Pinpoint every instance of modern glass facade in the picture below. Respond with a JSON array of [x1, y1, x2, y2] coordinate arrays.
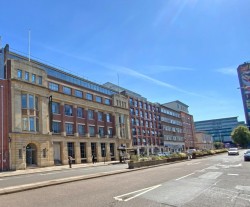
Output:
[[8, 52, 116, 96], [194, 117, 243, 143]]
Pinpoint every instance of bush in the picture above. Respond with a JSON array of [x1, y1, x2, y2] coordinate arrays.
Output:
[[130, 155, 140, 162]]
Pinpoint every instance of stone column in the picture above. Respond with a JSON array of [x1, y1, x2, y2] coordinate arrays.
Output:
[[74, 141, 81, 164], [86, 142, 92, 163]]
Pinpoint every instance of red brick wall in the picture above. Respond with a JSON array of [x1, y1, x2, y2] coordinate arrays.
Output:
[[0, 80, 10, 171]]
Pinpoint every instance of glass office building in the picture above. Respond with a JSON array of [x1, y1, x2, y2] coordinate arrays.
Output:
[[194, 117, 244, 144]]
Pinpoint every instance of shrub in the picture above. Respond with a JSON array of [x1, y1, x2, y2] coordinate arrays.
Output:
[[130, 155, 140, 162]]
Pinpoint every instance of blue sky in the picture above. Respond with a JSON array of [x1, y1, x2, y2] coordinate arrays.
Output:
[[0, 0, 249, 122]]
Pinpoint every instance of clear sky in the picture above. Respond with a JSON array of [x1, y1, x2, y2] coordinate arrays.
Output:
[[0, 0, 249, 122]]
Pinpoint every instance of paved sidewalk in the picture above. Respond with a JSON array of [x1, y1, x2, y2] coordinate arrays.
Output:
[[0, 161, 122, 178]]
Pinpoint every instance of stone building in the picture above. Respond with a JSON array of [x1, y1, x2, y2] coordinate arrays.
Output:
[[195, 132, 213, 150], [0, 44, 131, 170]]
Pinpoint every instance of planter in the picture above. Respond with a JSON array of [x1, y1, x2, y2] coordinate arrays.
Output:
[[128, 157, 186, 169]]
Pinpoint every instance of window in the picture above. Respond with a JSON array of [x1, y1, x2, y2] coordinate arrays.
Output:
[[63, 86, 71, 95], [35, 97, 38, 110], [32, 74, 36, 83], [17, 69, 22, 79], [88, 110, 94, 120], [80, 143, 86, 158], [96, 96, 102, 103], [86, 93, 93, 101], [131, 118, 135, 125], [132, 127, 136, 135], [108, 128, 113, 137], [22, 117, 38, 132], [52, 121, 61, 133], [64, 104, 73, 116], [140, 120, 144, 126], [77, 107, 84, 118], [98, 112, 103, 121], [130, 108, 134, 115], [99, 127, 105, 137], [29, 117, 35, 131], [110, 143, 115, 156], [78, 124, 85, 136], [104, 98, 111, 105], [22, 94, 27, 108], [106, 113, 111, 122], [89, 126, 95, 136], [25, 72, 29, 81], [36, 118, 39, 132], [38, 76, 42, 85], [136, 119, 139, 126], [101, 143, 106, 157], [129, 98, 133, 105], [75, 90, 83, 98], [49, 82, 59, 91], [135, 109, 139, 116], [52, 102, 60, 114], [139, 102, 142, 108], [65, 123, 74, 135], [67, 142, 75, 158], [29, 95, 34, 109], [22, 117, 28, 130], [133, 138, 138, 145]]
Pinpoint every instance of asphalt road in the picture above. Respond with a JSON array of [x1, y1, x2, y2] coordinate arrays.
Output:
[[0, 151, 250, 207]]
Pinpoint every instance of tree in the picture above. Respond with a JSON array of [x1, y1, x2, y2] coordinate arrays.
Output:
[[214, 142, 224, 149], [231, 125, 250, 148]]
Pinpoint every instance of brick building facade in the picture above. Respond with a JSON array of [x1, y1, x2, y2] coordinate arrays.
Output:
[[0, 45, 132, 170]]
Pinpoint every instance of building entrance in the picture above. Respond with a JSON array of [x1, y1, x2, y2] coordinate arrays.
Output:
[[26, 143, 37, 166]]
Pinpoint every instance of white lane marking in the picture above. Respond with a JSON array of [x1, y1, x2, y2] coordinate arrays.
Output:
[[199, 172, 223, 179], [114, 184, 161, 202], [236, 185, 250, 191], [175, 173, 194, 181], [228, 174, 239, 176], [187, 162, 201, 166], [206, 166, 219, 170]]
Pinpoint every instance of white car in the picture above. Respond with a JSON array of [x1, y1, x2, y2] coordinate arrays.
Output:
[[228, 148, 239, 155]]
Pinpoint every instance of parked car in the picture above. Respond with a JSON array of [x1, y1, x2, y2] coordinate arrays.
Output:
[[244, 150, 250, 161], [163, 152, 171, 156], [228, 148, 239, 155], [157, 152, 164, 156]]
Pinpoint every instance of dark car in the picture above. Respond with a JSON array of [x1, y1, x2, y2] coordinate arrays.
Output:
[[244, 150, 250, 161]]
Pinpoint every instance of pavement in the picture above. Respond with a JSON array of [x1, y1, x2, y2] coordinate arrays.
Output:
[[0, 161, 123, 178], [0, 159, 191, 195]]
